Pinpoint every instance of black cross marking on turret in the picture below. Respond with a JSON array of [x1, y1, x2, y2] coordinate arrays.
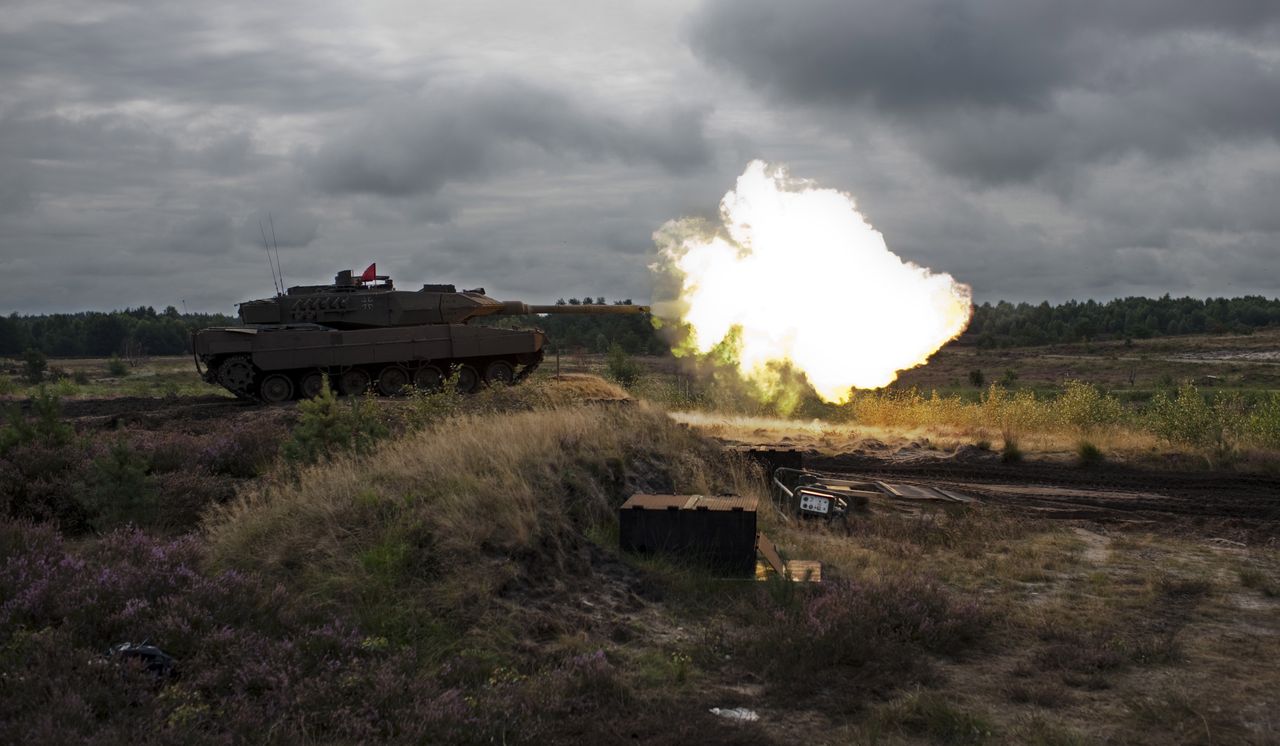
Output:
[[361, 298, 374, 310]]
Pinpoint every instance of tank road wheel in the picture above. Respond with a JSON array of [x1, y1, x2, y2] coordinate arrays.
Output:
[[339, 368, 371, 396], [413, 365, 444, 391], [376, 366, 411, 397], [455, 365, 480, 393], [259, 373, 294, 404], [299, 371, 326, 399], [483, 360, 515, 386], [217, 356, 256, 398]]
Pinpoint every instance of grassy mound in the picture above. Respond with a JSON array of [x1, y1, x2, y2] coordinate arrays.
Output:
[[205, 399, 757, 648]]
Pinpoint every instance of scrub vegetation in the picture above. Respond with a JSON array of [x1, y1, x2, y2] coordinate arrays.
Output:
[[1, 331, 1278, 743]]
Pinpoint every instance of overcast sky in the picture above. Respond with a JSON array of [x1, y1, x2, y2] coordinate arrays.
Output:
[[2, 0, 1278, 313]]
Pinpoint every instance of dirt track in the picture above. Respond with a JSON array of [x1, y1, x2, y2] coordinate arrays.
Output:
[[803, 452, 1280, 539], [19, 394, 291, 433]]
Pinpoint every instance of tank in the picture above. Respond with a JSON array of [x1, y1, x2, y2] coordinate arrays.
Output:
[[192, 268, 650, 402]]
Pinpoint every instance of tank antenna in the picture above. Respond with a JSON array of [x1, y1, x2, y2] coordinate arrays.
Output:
[[259, 218, 281, 295], [268, 212, 286, 291]]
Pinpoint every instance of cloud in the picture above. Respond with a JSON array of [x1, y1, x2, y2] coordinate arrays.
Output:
[[141, 212, 235, 255], [236, 209, 320, 249], [307, 80, 712, 196], [2, 0, 1277, 313], [689, 0, 1280, 182]]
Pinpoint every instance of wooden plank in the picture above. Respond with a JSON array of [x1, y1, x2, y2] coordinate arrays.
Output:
[[755, 532, 787, 576]]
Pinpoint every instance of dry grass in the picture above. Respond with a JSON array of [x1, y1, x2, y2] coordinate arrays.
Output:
[[204, 397, 761, 645], [669, 409, 1166, 461], [194, 375, 1279, 743]]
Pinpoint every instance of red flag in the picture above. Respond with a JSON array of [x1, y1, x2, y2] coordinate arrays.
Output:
[[360, 263, 377, 282]]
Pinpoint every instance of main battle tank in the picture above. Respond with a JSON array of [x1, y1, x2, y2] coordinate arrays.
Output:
[[193, 268, 649, 402]]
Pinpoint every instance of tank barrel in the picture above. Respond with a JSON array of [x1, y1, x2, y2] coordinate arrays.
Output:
[[520, 303, 650, 315]]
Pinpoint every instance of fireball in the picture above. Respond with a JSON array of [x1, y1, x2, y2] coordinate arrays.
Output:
[[653, 161, 972, 405]]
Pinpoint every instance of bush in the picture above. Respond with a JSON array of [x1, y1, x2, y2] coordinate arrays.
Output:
[[22, 348, 46, 384], [1077, 441, 1103, 466], [408, 375, 465, 423], [1001, 437, 1023, 463], [106, 355, 129, 377], [1054, 381, 1124, 435], [282, 383, 389, 464], [0, 441, 92, 530], [1246, 392, 1280, 449], [0, 389, 75, 456], [968, 369, 985, 387], [86, 440, 157, 530], [605, 343, 643, 387], [1147, 383, 1243, 451]]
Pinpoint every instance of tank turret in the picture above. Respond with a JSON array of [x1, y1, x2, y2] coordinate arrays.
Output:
[[193, 268, 650, 402]]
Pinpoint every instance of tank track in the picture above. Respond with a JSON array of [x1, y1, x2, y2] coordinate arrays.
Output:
[[203, 355, 541, 403]]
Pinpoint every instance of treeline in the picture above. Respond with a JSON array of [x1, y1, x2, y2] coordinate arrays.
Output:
[[964, 295, 1280, 348], [0, 307, 236, 358], [8, 294, 1280, 358]]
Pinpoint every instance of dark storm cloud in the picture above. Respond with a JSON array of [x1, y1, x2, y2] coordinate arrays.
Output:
[[0, 6, 387, 113], [308, 80, 712, 197], [3, 0, 1278, 313], [689, 0, 1280, 182]]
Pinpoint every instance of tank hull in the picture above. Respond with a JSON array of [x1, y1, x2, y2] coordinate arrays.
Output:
[[193, 323, 545, 401]]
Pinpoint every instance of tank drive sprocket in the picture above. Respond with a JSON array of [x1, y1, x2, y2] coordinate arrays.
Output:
[[216, 356, 256, 398]]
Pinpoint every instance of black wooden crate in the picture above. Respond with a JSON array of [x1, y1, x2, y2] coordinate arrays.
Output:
[[619, 494, 758, 575]]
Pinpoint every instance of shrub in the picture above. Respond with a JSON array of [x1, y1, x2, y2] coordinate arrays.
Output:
[[1076, 441, 1103, 466], [1054, 381, 1124, 435], [1147, 383, 1244, 452], [0, 443, 93, 531], [605, 343, 643, 387], [282, 384, 389, 464], [1149, 383, 1216, 447], [1246, 392, 1280, 449], [1001, 436, 1023, 463], [86, 440, 157, 530], [106, 355, 129, 377], [408, 375, 465, 423], [0, 389, 75, 455], [22, 348, 46, 384], [968, 369, 985, 387]]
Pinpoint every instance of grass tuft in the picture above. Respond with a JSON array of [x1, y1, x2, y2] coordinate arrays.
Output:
[[872, 690, 996, 745], [1076, 440, 1104, 466]]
